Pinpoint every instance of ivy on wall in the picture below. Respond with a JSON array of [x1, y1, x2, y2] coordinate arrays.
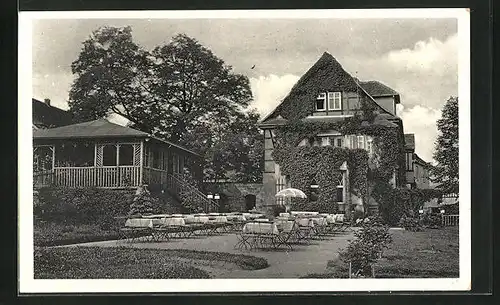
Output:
[[271, 112, 405, 217]]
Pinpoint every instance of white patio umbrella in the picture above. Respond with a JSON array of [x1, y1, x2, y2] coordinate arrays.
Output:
[[275, 188, 307, 212], [275, 188, 307, 199]]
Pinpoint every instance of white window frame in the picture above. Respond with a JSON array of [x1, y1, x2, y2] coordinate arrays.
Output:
[[316, 93, 326, 111], [357, 135, 365, 149], [328, 92, 342, 110], [367, 137, 373, 155]]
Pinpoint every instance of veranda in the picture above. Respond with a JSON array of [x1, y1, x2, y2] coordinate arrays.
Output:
[[33, 119, 202, 189]]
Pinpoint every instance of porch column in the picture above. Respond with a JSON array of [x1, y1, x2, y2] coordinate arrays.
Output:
[[51, 145, 55, 170], [139, 140, 144, 185]]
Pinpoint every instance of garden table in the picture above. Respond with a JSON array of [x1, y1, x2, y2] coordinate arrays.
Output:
[[152, 217, 194, 240], [226, 215, 247, 231], [207, 216, 230, 234], [291, 211, 319, 217], [142, 214, 171, 219], [120, 218, 154, 242], [235, 222, 292, 250]]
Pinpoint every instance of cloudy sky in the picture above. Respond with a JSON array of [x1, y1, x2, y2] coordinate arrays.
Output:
[[32, 17, 458, 162]]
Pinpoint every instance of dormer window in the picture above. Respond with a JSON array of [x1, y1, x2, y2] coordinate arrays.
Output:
[[316, 93, 326, 111], [328, 92, 342, 110]]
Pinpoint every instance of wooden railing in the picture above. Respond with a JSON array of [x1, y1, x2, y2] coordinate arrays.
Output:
[[34, 166, 141, 188], [171, 173, 219, 212], [442, 214, 459, 226]]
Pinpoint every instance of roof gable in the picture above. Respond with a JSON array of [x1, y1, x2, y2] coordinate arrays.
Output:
[[260, 52, 395, 124], [32, 98, 74, 128], [359, 81, 399, 97]]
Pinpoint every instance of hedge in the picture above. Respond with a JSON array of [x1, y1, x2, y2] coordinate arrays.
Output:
[[34, 186, 179, 227]]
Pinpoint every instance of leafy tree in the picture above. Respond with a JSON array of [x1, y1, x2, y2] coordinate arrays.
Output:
[[68, 27, 262, 182], [431, 96, 459, 194], [68, 26, 154, 132]]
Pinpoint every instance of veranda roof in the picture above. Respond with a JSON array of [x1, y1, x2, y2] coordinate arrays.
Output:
[[33, 118, 201, 157]]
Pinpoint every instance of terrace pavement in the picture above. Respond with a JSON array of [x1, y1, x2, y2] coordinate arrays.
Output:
[[71, 230, 355, 278]]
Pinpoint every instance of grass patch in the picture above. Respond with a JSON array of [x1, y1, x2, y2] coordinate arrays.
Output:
[[373, 226, 459, 278], [307, 227, 459, 278], [34, 247, 269, 279], [160, 249, 269, 270], [34, 222, 130, 247], [35, 247, 210, 279]]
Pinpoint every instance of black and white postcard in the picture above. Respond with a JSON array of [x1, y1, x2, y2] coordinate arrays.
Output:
[[18, 9, 471, 293]]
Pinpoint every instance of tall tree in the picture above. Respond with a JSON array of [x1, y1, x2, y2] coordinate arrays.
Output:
[[68, 27, 261, 182], [431, 96, 459, 194], [68, 26, 156, 132]]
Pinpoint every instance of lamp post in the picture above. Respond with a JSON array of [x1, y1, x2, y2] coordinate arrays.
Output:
[[214, 194, 220, 212], [207, 194, 213, 212]]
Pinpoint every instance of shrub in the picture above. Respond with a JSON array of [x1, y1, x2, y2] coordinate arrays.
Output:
[[421, 214, 442, 228], [339, 239, 378, 277], [128, 185, 156, 216], [35, 187, 136, 227], [356, 217, 392, 254], [398, 215, 423, 231], [352, 210, 365, 223], [339, 217, 392, 277]]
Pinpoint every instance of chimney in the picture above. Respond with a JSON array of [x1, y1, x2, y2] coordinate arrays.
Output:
[[44, 98, 51, 106]]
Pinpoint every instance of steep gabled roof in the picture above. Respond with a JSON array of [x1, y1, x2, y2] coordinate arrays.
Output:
[[260, 52, 395, 124], [33, 119, 201, 157], [32, 98, 74, 128], [360, 80, 401, 104]]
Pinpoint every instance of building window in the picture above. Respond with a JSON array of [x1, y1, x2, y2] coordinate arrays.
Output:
[[118, 144, 134, 166], [336, 137, 344, 147], [321, 137, 329, 146], [309, 178, 319, 202], [335, 173, 344, 203], [103, 144, 117, 166], [367, 138, 373, 155], [357, 136, 365, 149], [316, 93, 326, 111], [406, 153, 414, 171], [328, 92, 342, 110]]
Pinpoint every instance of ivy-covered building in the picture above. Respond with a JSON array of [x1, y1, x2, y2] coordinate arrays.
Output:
[[404, 133, 432, 189], [257, 52, 412, 219]]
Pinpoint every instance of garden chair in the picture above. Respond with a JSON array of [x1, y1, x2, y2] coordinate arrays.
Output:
[[310, 216, 329, 238], [294, 217, 315, 242], [235, 221, 282, 250], [153, 217, 193, 240]]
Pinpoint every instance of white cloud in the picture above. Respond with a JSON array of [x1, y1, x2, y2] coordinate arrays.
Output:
[[399, 105, 442, 162], [249, 74, 300, 119], [32, 72, 74, 110], [386, 33, 458, 76]]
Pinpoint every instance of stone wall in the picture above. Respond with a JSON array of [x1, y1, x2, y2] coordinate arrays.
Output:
[[204, 182, 266, 213]]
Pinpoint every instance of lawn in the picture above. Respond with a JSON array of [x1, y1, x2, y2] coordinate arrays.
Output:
[[373, 226, 459, 278], [304, 226, 459, 278], [34, 222, 129, 247], [34, 247, 269, 279]]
